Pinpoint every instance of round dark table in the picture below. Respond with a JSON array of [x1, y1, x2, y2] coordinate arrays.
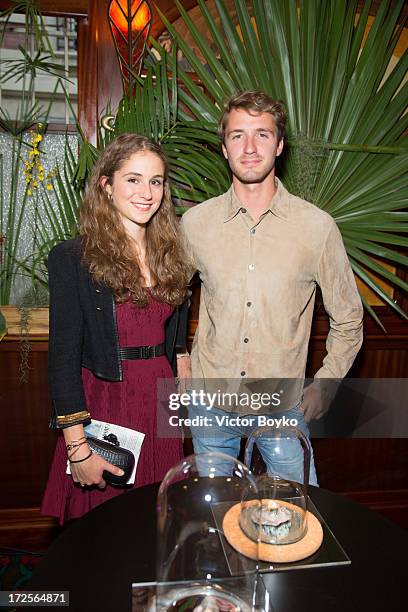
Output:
[[29, 484, 407, 611]]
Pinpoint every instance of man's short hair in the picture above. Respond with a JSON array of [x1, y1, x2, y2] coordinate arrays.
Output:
[[218, 90, 287, 143], [158, 30, 172, 44]]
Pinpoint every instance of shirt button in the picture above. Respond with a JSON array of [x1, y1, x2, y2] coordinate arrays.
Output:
[[95, 288, 101, 293], [241, 208, 247, 213], [244, 337, 249, 343], [250, 228, 256, 235], [96, 307, 102, 311], [248, 264, 255, 271], [246, 301, 252, 307], [240, 371, 246, 377]]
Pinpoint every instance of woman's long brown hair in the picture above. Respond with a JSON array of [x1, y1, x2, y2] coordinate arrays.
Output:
[[79, 134, 191, 306]]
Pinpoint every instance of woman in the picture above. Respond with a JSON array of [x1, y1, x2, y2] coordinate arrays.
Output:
[[41, 134, 191, 524]]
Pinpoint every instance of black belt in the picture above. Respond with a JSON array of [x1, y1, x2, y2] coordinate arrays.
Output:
[[119, 343, 166, 360]]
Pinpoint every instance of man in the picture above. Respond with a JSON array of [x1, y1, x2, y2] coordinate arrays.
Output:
[[180, 90, 363, 483], [148, 30, 194, 72]]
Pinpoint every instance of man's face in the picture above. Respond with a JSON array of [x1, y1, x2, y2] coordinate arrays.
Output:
[[222, 109, 283, 184], [161, 38, 172, 53]]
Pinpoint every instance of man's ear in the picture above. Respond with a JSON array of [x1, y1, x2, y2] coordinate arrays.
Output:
[[222, 143, 228, 160], [276, 139, 284, 157]]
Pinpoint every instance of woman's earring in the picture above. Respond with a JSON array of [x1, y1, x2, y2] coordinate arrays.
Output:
[[107, 192, 112, 201]]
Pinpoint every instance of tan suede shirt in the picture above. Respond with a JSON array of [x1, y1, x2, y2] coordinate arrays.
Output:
[[181, 179, 363, 396]]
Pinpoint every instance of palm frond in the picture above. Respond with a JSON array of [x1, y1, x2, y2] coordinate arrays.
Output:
[[0, 0, 54, 54], [153, 0, 407, 322], [73, 58, 231, 204], [0, 47, 70, 84]]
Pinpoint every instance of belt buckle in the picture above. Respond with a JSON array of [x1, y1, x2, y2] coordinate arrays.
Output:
[[141, 345, 152, 359]]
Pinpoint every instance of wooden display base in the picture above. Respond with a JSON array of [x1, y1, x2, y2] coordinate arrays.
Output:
[[223, 500, 323, 563]]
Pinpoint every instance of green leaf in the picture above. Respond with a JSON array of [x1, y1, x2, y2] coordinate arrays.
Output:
[[151, 0, 407, 326], [346, 244, 408, 294], [358, 293, 386, 333], [350, 258, 407, 321]]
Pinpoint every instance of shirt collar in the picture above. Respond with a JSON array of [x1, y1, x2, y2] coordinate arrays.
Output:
[[223, 177, 291, 223]]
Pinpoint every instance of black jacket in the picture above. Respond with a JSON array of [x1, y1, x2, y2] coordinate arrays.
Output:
[[48, 238, 188, 428]]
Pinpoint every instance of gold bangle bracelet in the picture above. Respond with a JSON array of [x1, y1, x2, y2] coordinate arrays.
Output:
[[56, 410, 91, 425]]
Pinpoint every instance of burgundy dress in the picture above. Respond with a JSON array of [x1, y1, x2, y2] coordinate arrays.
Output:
[[41, 295, 183, 525]]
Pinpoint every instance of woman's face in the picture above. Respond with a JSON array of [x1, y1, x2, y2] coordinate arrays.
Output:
[[103, 150, 165, 232]]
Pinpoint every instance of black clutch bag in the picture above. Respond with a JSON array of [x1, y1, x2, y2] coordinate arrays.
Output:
[[86, 435, 135, 486]]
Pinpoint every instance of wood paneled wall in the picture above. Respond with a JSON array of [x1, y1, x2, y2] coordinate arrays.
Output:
[[0, 342, 56, 511], [0, 341, 62, 550]]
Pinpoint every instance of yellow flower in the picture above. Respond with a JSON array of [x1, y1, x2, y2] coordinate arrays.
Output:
[[23, 129, 47, 191], [46, 183, 53, 191]]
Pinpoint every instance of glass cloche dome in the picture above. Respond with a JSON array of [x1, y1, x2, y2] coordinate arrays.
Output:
[[155, 451, 266, 611], [243, 426, 311, 546]]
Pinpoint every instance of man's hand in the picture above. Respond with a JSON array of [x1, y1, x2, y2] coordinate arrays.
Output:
[[300, 385, 326, 423], [177, 354, 192, 394]]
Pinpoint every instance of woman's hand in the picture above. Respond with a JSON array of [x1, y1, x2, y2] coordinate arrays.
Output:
[[69, 445, 124, 488], [63, 423, 124, 488]]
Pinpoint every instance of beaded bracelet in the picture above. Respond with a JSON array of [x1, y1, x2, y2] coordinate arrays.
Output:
[[69, 450, 93, 464]]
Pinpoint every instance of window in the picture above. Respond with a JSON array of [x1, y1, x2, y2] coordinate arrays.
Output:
[[0, 14, 78, 125]]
